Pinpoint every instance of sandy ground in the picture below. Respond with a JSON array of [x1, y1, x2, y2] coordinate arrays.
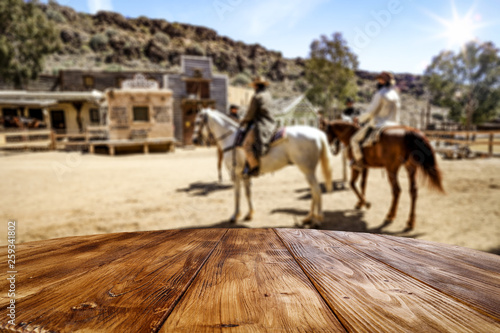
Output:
[[0, 148, 499, 254]]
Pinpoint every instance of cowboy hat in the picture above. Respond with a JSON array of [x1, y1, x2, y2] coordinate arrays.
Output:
[[250, 75, 270, 87], [376, 71, 396, 85]]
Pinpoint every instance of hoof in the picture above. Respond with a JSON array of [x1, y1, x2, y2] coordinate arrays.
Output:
[[355, 203, 363, 210], [383, 219, 394, 226], [302, 215, 314, 224], [403, 226, 413, 233], [229, 214, 240, 223], [243, 212, 253, 221], [365, 202, 371, 209]]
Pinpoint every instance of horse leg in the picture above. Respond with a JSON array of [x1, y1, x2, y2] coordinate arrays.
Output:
[[230, 176, 241, 223], [405, 164, 418, 231], [217, 148, 223, 183], [350, 168, 366, 209], [243, 178, 254, 221], [302, 172, 322, 228], [385, 166, 401, 224], [360, 168, 371, 209]]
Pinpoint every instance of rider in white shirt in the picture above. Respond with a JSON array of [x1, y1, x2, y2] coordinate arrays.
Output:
[[350, 71, 401, 169]]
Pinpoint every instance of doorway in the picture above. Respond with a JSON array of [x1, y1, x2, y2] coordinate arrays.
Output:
[[50, 110, 66, 133]]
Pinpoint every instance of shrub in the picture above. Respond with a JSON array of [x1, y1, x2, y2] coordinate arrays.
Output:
[[89, 33, 109, 52], [154, 32, 170, 46], [46, 8, 66, 23], [232, 73, 251, 86]]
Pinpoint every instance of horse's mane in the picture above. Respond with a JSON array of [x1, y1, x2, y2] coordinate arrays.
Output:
[[203, 108, 239, 128]]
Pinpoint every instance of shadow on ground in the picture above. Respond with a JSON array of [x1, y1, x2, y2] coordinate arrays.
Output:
[[177, 181, 233, 196], [271, 207, 425, 238], [183, 220, 249, 229], [487, 247, 500, 256], [295, 181, 349, 200]]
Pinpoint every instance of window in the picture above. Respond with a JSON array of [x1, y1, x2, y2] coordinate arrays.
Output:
[[186, 81, 210, 99], [89, 108, 100, 123], [83, 75, 95, 89], [2, 108, 18, 117], [29, 109, 44, 121], [133, 106, 149, 122]]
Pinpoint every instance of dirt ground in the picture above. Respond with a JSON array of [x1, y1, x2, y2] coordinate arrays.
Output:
[[0, 148, 499, 254]]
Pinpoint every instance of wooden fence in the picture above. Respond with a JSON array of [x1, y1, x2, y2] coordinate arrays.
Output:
[[0, 127, 175, 154], [424, 130, 500, 157], [0, 129, 54, 150]]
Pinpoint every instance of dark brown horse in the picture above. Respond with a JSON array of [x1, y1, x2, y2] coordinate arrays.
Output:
[[321, 120, 444, 231]]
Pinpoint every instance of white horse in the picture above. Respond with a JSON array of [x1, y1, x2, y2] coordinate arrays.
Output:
[[191, 109, 334, 227]]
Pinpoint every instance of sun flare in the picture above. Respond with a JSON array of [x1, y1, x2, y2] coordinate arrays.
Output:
[[427, 1, 483, 49], [442, 14, 477, 47]]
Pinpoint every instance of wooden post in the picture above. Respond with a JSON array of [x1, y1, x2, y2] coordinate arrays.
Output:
[[144, 144, 149, 154], [109, 145, 115, 156], [89, 144, 94, 154], [489, 133, 494, 157]]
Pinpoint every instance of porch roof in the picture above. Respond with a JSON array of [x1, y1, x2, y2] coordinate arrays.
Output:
[[0, 90, 104, 104]]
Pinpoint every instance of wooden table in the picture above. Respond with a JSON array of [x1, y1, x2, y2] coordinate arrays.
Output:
[[1, 229, 499, 332]]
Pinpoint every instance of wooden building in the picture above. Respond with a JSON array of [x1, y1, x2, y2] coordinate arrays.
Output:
[[165, 56, 228, 145], [97, 74, 175, 155], [0, 90, 104, 133]]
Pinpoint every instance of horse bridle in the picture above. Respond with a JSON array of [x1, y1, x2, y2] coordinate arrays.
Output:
[[325, 123, 342, 155], [194, 112, 235, 152]]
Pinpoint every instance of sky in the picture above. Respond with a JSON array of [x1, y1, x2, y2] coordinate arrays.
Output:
[[44, 0, 500, 74]]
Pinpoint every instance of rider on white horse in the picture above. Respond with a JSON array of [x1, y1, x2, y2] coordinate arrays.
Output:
[[240, 75, 277, 177], [351, 71, 401, 170], [191, 109, 333, 227]]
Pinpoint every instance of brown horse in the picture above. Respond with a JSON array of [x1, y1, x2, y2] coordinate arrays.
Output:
[[321, 119, 444, 231]]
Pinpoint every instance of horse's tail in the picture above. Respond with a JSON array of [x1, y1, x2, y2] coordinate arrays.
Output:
[[405, 130, 445, 193], [320, 134, 334, 193]]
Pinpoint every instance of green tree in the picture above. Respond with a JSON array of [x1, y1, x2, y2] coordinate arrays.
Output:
[[424, 41, 500, 128], [305, 33, 359, 117], [0, 0, 60, 88]]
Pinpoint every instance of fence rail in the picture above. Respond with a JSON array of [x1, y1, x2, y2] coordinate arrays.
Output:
[[424, 130, 500, 157]]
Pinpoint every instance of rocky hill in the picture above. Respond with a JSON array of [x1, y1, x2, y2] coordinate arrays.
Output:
[[39, 2, 425, 100]]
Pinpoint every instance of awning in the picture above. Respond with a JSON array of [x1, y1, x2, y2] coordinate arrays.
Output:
[[0, 99, 58, 107]]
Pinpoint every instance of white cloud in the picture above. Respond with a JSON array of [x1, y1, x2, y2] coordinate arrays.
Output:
[[87, 0, 113, 13], [239, 0, 329, 37]]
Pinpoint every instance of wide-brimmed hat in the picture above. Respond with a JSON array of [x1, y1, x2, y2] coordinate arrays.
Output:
[[250, 75, 270, 87], [230, 104, 239, 110], [376, 71, 396, 85]]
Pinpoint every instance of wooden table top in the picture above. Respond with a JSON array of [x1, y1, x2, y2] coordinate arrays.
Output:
[[1, 228, 499, 333]]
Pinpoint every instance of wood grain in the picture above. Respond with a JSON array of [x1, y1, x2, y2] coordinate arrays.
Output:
[[327, 231, 500, 320], [0, 229, 226, 333], [161, 228, 346, 332], [276, 229, 500, 333], [380, 234, 500, 274]]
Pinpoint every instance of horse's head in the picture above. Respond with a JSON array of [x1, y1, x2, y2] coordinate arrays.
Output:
[[191, 109, 210, 146]]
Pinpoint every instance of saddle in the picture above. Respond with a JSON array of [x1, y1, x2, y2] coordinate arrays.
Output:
[[234, 127, 287, 147], [269, 127, 287, 146], [361, 125, 404, 148]]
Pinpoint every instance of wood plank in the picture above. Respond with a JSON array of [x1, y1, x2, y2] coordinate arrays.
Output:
[[0, 229, 226, 333], [327, 231, 500, 320], [0, 231, 197, 305], [276, 229, 500, 333], [380, 234, 500, 274], [161, 228, 346, 332]]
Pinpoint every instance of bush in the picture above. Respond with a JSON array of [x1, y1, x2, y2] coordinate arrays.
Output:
[[187, 43, 205, 56], [105, 28, 119, 38], [154, 32, 170, 46], [232, 73, 251, 86], [89, 33, 109, 52], [46, 8, 66, 23]]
